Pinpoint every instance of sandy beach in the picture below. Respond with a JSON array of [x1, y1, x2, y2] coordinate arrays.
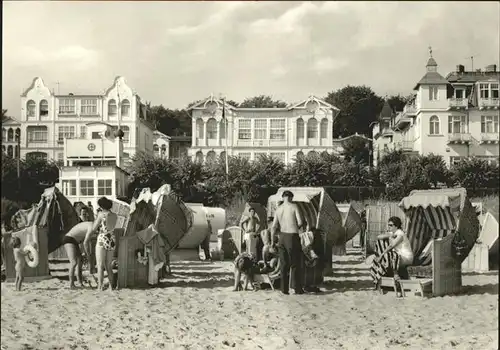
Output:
[[1, 252, 498, 350]]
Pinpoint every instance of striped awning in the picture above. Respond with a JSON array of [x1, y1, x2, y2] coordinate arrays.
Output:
[[399, 188, 467, 213]]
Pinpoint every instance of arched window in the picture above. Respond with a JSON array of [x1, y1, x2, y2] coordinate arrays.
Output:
[[108, 99, 117, 116], [296, 118, 304, 139], [320, 118, 328, 138], [219, 119, 226, 139], [196, 119, 204, 139], [206, 118, 217, 139], [161, 144, 167, 157], [153, 144, 159, 154], [7, 146, 13, 157], [15, 128, 20, 142], [27, 100, 36, 118], [206, 151, 216, 162], [429, 115, 440, 135], [121, 99, 130, 117], [40, 100, 49, 117], [195, 151, 204, 163], [2, 128, 6, 141], [296, 151, 304, 160], [7, 128, 13, 142], [307, 118, 318, 138]]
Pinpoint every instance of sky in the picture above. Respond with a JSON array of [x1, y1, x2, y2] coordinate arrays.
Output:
[[2, 1, 499, 116]]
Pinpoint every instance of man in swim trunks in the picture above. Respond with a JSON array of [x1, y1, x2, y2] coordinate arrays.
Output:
[[271, 190, 305, 295], [240, 207, 261, 256], [62, 221, 96, 289]]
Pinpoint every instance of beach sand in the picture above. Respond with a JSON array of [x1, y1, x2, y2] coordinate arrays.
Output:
[[1, 252, 498, 350]]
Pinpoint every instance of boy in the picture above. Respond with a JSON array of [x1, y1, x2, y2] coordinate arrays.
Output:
[[12, 237, 28, 291]]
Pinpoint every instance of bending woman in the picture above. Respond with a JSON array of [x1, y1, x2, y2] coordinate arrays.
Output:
[[88, 197, 118, 291], [370, 216, 414, 289]]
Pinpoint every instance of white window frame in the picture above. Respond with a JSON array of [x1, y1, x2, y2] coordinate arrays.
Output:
[[39, 100, 49, 117], [27, 100, 36, 118], [429, 115, 440, 135], [270, 119, 285, 140], [80, 179, 94, 196], [59, 98, 76, 114], [97, 179, 113, 196], [121, 126, 130, 142], [27, 126, 48, 142], [454, 88, 465, 99], [238, 119, 251, 140], [238, 152, 251, 160], [270, 152, 286, 162], [108, 100, 117, 115], [307, 119, 318, 138], [58, 126, 76, 141], [448, 115, 467, 134], [196, 119, 204, 139], [479, 84, 489, 99], [296, 119, 305, 139], [62, 180, 77, 196], [80, 126, 87, 138], [206, 119, 217, 139], [121, 99, 130, 117], [81, 99, 98, 115], [428, 86, 438, 101], [481, 115, 499, 134], [320, 119, 328, 138], [254, 119, 267, 140], [491, 84, 499, 99]]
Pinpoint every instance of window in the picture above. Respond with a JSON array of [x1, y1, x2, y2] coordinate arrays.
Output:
[[270, 152, 286, 162], [429, 115, 440, 135], [206, 151, 216, 162], [270, 119, 285, 140], [98, 179, 112, 196], [238, 119, 251, 140], [59, 98, 76, 114], [296, 118, 304, 139], [26, 152, 47, 161], [450, 156, 465, 166], [81, 99, 97, 115], [108, 99, 117, 115], [121, 99, 130, 117], [238, 152, 251, 160], [448, 115, 467, 134], [307, 118, 318, 138], [2, 128, 6, 141], [92, 132, 101, 139], [254, 152, 267, 160], [153, 144, 159, 154], [479, 84, 489, 99], [320, 118, 328, 138], [195, 151, 203, 163], [122, 126, 130, 142], [27, 126, 48, 142], [27, 100, 36, 118], [7, 145, 13, 157], [454, 89, 464, 99], [196, 119, 204, 139], [40, 100, 49, 117], [206, 118, 217, 139], [57, 152, 64, 165], [428, 86, 438, 101], [7, 129, 13, 141], [491, 84, 499, 99], [296, 151, 304, 159], [58, 126, 76, 141], [14, 128, 20, 142], [80, 126, 87, 138], [481, 116, 499, 133], [254, 119, 267, 140], [80, 180, 94, 196]]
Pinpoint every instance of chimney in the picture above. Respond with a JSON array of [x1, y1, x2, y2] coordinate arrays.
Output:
[[456, 64, 465, 73], [485, 64, 497, 73]]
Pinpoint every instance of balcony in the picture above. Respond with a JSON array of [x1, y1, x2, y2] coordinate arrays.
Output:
[[26, 141, 60, 148], [480, 133, 499, 144], [448, 98, 468, 110], [403, 104, 417, 116], [447, 133, 472, 144], [392, 112, 412, 131], [479, 98, 500, 110], [65, 138, 118, 159]]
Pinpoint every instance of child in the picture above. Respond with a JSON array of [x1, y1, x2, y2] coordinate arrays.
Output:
[[12, 237, 28, 291]]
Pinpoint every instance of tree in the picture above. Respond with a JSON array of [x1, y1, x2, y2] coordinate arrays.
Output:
[[418, 153, 451, 188], [146, 103, 191, 136], [452, 157, 499, 190], [324, 86, 384, 137], [341, 136, 371, 165], [239, 95, 287, 108], [2, 109, 8, 119], [126, 151, 174, 192], [387, 94, 416, 112]]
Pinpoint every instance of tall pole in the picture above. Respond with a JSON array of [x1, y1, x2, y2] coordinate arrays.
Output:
[[16, 129, 21, 190], [223, 96, 229, 180]]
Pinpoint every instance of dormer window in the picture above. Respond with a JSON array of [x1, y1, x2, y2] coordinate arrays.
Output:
[[429, 87, 438, 101], [491, 84, 499, 99], [454, 89, 464, 99], [480, 84, 489, 99], [27, 100, 36, 118]]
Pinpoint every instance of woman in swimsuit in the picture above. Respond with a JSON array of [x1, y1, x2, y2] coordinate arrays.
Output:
[[93, 197, 118, 291]]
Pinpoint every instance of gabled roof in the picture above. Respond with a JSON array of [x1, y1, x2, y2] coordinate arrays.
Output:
[[1, 116, 21, 125], [153, 130, 171, 139], [21, 77, 52, 97], [288, 95, 339, 111], [187, 95, 237, 111], [446, 71, 500, 84], [413, 71, 449, 90], [104, 76, 136, 97], [378, 100, 393, 120]]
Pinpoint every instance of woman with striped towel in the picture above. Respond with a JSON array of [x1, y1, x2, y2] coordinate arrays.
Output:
[[370, 216, 413, 291]]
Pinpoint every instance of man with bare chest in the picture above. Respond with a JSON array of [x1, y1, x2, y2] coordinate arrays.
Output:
[[62, 221, 95, 289], [240, 207, 261, 256]]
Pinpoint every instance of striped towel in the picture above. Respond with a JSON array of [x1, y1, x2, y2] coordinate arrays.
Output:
[[369, 239, 400, 283]]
